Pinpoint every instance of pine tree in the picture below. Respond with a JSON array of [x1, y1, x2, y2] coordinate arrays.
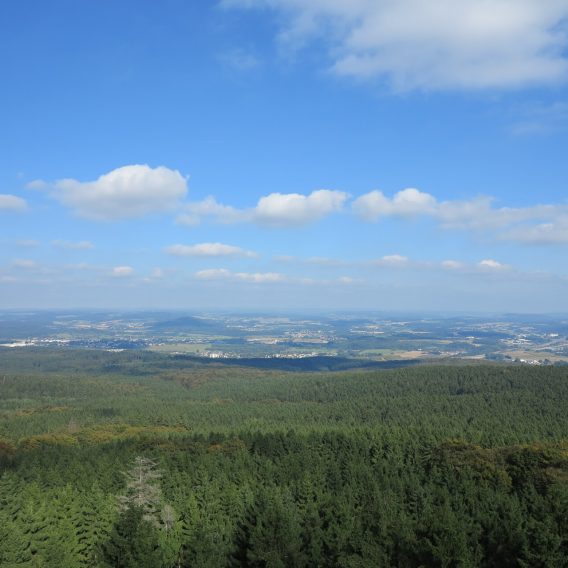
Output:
[[240, 488, 307, 568], [99, 506, 164, 568]]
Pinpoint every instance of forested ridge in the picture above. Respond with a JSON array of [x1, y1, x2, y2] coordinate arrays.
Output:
[[0, 349, 567, 566]]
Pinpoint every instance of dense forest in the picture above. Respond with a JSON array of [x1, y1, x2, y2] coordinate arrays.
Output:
[[0, 349, 567, 567]]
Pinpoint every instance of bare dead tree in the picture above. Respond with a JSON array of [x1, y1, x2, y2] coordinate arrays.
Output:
[[118, 456, 163, 523], [161, 503, 176, 532]]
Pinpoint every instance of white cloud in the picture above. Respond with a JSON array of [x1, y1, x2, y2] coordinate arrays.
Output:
[[195, 268, 284, 282], [433, 199, 567, 231], [254, 189, 349, 227], [178, 189, 349, 228], [165, 243, 258, 258], [46, 164, 187, 220], [373, 254, 409, 266], [382, 254, 408, 264], [353, 187, 568, 243], [478, 259, 508, 270], [235, 271, 284, 282], [500, 219, 568, 244], [112, 266, 134, 277], [25, 180, 49, 190], [353, 188, 436, 220], [226, 0, 568, 91], [52, 240, 95, 250], [298, 275, 360, 285], [0, 194, 27, 211], [193, 268, 356, 285], [16, 239, 40, 248]]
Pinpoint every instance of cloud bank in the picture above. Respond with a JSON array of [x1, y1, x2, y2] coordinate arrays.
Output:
[[23, 163, 568, 243]]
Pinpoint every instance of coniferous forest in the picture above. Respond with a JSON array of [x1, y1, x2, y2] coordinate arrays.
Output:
[[0, 349, 567, 567]]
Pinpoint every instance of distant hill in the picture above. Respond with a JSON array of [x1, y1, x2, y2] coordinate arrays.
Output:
[[151, 316, 227, 333]]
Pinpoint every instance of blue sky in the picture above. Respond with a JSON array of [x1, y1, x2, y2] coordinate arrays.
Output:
[[1, 0, 568, 312]]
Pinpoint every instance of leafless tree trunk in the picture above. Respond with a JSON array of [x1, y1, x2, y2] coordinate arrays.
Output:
[[118, 456, 163, 524]]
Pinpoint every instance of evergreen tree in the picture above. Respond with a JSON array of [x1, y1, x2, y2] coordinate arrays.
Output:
[[99, 506, 164, 568]]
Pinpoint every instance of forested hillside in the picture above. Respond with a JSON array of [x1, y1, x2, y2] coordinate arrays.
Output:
[[0, 349, 567, 566]]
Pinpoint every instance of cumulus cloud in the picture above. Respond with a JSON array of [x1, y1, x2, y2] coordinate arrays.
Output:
[[254, 189, 349, 227], [112, 266, 134, 277], [43, 164, 187, 220], [478, 259, 508, 270], [353, 188, 436, 220], [178, 189, 349, 228], [0, 194, 27, 211], [52, 240, 95, 250], [226, 0, 568, 91], [354, 188, 481, 223], [373, 254, 409, 267], [166, 243, 258, 258], [353, 187, 568, 243], [196, 268, 284, 282]]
